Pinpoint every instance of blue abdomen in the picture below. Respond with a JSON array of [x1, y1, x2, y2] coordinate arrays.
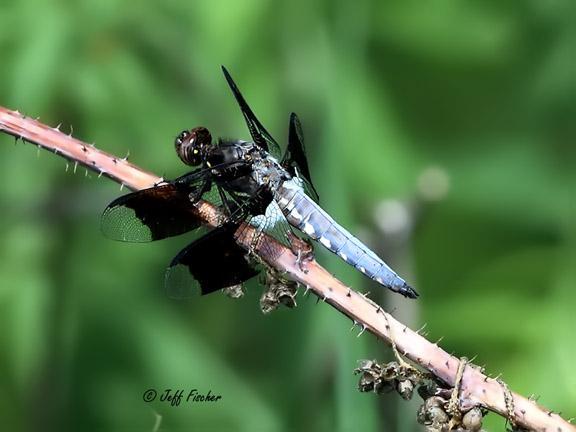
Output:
[[275, 182, 418, 298]]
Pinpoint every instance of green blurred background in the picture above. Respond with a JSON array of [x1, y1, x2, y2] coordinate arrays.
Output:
[[1, 0, 574, 431]]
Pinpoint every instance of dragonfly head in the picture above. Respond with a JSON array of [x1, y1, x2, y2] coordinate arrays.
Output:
[[175, 126, 212, 166]]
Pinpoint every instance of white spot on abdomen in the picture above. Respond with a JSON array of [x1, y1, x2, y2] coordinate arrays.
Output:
[[278, 196, 289, 207], [302, 222, 315, 236], [319, 237, 331, 248], [291, 208, 303, 221]]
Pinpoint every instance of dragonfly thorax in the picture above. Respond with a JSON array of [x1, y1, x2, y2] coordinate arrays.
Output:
[[250, 152, 290, 191]]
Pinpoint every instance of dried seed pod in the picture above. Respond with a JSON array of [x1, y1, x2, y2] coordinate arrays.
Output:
[[382, 362, 400, 380], [427, 405, 449, 427], [417, 397, 449, 427], [418, 380, 439, 400], [397, 379, 415, 400], [375, 378, 395, 394], [259, 268, 298, 313], [358, 372, 377, 392], [223, 284, 244, 299], [356, 359, 378, 371], [278, 289, 297, 308], [462, 407, 484, 432]]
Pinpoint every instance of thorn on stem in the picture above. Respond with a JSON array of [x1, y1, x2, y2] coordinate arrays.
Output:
[[416, 323, 427, 334], [350, 320, 358, 332]]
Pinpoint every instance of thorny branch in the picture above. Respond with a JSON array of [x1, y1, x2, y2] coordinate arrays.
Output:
[[1, 106, 573, 432]]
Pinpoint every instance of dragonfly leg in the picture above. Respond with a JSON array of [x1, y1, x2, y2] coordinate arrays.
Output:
[[188, 178, 211, 203], [216, 184, 236, 218], [286, 231, 314, 273]]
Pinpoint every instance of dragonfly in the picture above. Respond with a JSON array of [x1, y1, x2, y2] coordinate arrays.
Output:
[[101, 67, 418, 299]]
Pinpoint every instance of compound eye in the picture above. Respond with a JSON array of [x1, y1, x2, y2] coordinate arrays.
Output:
[[174, 127, 211, 166], [175, 130, 189, 145]]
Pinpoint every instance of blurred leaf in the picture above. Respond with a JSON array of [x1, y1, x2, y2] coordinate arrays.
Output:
[[1, 0, 574, 430]]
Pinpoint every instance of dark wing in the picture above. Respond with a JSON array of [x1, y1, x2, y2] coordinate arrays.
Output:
[[221, 66, 282, 158], [281, 112, 320, 203], [101, 163, 250, 242], [165, 223, 259, 298], [101, 182, 206, 242]]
